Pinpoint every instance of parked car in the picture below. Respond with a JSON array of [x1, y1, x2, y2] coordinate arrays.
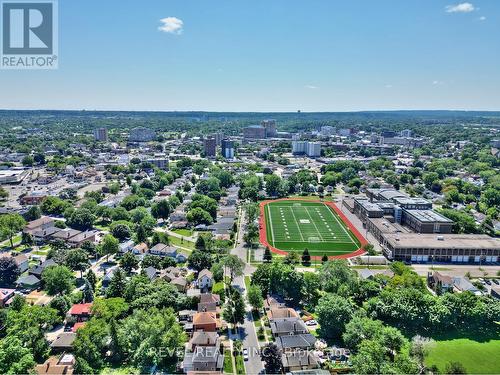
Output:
[[493, 279, 499, 285], [243, 348, 249, 361], [306, 320, 317, 326], [485, 279, 491, 285]]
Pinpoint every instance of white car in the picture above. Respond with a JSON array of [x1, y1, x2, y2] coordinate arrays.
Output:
[[243, 348, 249, 361], [306, 320, 317, 326]]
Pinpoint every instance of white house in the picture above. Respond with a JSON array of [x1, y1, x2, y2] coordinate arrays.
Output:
[[197, 269, 214, 289]]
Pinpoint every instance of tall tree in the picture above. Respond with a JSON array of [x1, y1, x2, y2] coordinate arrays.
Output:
[[0, 257, 20, 286], [261, 343, 282, 374], [100, 234, 119, 262], [0, 214, 26, 248], [41, 265, 75, 295], [106, 268, 127, 298], [247, 285, 264, 311], [120, 252, 139, 274]]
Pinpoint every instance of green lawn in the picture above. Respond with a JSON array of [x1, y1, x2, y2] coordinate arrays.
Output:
[[223, 349, 234, 374], [167, 234, 195, 250], [263, 200, 360, 256], [235, 353, 245, 375], [172, 228, 194, 237], [425, 338, 500, 374]]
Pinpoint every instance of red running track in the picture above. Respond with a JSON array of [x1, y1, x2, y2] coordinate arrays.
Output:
[[259, 198, 367, 260]]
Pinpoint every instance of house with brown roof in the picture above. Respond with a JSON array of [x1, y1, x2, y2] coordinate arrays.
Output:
[[193, 312, 220, 332], [264, 295, 285, 311], [35, 354, 75, 375], [428, 271, 453, 294], [67, 230, 98, 248], [171, 276, 188, 292], [24, 216, 55, 234], [198, 293, 221, 315], [188, 331, 220, 352], [267, 307, 298, 320]]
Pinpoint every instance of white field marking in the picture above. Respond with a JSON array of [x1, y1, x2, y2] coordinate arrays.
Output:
[[287, 206, 305, 241], [267, 204, 276, 247], [304, 206, 325, 241], [324, 205, 357, 244]]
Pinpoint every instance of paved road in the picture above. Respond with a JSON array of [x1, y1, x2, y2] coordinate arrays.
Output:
[[231, 207, 263, 374]]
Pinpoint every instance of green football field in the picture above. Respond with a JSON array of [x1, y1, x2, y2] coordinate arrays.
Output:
[[264, 200, 360, 256]]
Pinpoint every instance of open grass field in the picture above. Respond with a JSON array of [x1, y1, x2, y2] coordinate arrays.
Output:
[[262, 200, 361, 256], [425, 338, 500, 374]]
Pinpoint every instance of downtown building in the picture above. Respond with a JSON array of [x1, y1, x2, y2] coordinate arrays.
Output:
[[129, 127, 156, 142], [93, 128, 108, 142], [203, 137, 217, 157], [221, 140, 234, 159]]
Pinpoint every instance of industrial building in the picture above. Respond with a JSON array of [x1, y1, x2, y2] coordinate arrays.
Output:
[[0, 168, 30, 184]]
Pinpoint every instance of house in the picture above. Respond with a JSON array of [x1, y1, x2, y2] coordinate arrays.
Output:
[[188, 331, 220, 352], [199, 293, 221, 305], [428, 272, 453, 294], [198, 293, 221, 314], [149, 243, 178, 258], [36, 353, 75, 375], [0, 253, 29, 273], [16, 274, 41, 289], [453, 276, 481, 296], [275, 334, 317, 350], [270, 318, 309, 337], [102, 268, 117, 288], [119, 240, 135, 254], [29, 259, 57, 278], [144, 266, 158, 281], [182, 346, 224, 373], [31, 226, 60, 244], [51, 229, 81, 242], [171, 277, 188, 292], [187, 288, 201, 298], [67, 230, 98, 248], [178, 309, 196, 323], [264, 295, 286, 311], [161, 266, 181, 282], [358, 268, 375, 280], [267, 307, 299, 320], [50, 332, 76, 352], [193, 312, 219, 332], [132, 242, 148, 259], [24, 216, 55, 234], [68, 303, 93, 322], [72, 322, 86, 333], [281, 350, 319, 373], [197, 269, 213, 290], [0, 288, 15, 307]]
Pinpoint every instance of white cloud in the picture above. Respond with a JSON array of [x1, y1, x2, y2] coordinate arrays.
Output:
[[445, 3, 475, 13], [305, 85, 319, 89], [479, 16, 486, 21], [432, 80, 444, 85], [158, 17, 183, 34]]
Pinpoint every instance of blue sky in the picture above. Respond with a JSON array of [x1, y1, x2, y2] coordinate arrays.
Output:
[[1, 0, 499, 111]]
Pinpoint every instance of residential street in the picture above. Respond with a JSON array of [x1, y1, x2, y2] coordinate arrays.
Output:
[[231, 208, 263, 374]]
